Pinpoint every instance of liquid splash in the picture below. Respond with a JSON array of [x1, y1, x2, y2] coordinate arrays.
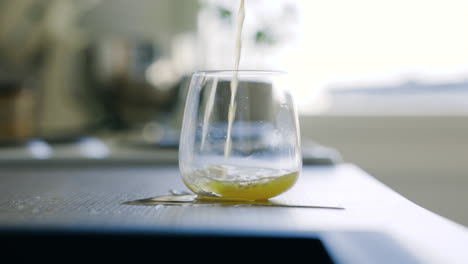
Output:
[[122, 192, 344, 209]]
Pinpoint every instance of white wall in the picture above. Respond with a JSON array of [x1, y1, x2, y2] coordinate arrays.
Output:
[[300, 115, 468, 226]]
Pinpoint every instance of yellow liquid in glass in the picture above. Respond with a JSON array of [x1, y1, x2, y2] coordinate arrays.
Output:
[[183, 165, 299, 201]]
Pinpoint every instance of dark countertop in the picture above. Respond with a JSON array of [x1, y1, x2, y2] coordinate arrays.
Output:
[[0, 163, 467, 263]]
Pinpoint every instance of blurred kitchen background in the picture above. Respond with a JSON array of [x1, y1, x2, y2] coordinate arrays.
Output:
[[1, 0, 468, 225]]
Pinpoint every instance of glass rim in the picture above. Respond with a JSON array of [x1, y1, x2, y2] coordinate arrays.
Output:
[[193, 70, 287, 77]]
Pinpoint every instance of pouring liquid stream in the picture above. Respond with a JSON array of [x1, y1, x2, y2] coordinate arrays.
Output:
[[189, 0, 299, 201], [224, 0, 245, 159]]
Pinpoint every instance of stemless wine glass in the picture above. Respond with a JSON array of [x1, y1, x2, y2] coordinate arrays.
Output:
[[179, 70, 301, 201]]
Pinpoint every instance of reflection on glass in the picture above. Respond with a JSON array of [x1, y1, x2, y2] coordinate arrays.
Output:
[[179, 71, 302, 201]]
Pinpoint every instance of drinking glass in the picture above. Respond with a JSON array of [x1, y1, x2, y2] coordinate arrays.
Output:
[[179, 71, 301, 201]]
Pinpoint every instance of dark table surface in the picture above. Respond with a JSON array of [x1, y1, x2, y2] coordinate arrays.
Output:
[[0, 163, 467, 263]]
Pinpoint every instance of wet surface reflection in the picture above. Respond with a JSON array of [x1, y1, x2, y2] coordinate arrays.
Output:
[[123, 192, 345, 209]]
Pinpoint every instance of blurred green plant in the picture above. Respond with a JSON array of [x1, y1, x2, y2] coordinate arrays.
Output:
[[255, 29, 276, 45], [217, 6, 232, 23]]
